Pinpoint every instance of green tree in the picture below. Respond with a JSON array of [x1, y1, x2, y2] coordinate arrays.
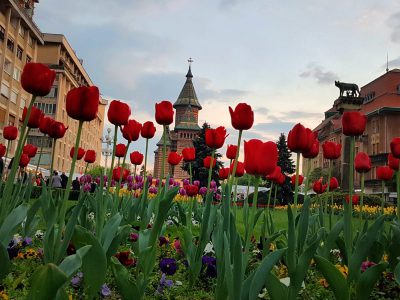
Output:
[[276, 133, 295, 204], [87, 165, 106, 178], [182, 122, 223, 188]]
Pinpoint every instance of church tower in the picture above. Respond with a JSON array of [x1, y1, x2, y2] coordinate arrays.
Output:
[[153, 60, 202, 180]]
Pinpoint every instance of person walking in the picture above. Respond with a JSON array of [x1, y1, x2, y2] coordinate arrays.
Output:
[[60, 172, 68, 189], [51, 171, 62, 188]]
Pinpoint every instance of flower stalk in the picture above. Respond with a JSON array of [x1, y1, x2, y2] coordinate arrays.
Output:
[[107, 125, 118, 190]]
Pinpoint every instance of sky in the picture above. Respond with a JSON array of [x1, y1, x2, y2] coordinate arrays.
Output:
[[34, 0, 400, 170]]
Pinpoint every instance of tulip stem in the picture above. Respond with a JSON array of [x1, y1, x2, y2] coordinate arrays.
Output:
[[273, 184, 278, 209], [397, 165, 400, 220], [143, 138, 149, 190], [206, 150, 215, 195], [344, 136, 355, 258], [325, 160, 332, 222], [3, 140, 10, 180], [117, 141, 130, 203], [189, 162, 192, 184], [381, 180, 385, 215], [293, 152, 301, 217], [229, 130, 242, 204], [107, 125, 118, 190], [159, 125, 167, 190], [49, 138, 56, 186], [84, 162, 89, 175], [35, 141, 45, 175], [233, 176, 238, 218], [359, 172, 365, 227]]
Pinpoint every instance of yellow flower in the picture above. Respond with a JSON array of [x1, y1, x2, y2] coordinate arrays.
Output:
[[335, 264, 348, 277], [25, 248, 37, 259], [0, 290, 9, 300], [68, 294, 73, 300], [277, 264, 288, 278], [269, 243, 276, 251], [17, 252, 24, 259], [319, 278, 329, 288], [383, 254, 388, 262]]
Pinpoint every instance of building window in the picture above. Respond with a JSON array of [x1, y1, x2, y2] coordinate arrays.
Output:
[[16, 46, 23, 60], [28, 35, 33, 47], [397, 85, 400, 95], [1, 81, 10, 98], [44, 86, 58, 98], [10, 18, 17, 29], [4, 58, 12, 74], [7, 38, 14, 52], [33, 102, 57, 114], [13, 67, 21, 81], [0, 25, 5, 42], [10, 90, 18, 104], [18, 26, 25, 37], [8, 115, 15, 126], [20, 96, 26, 109], [371, 118, 379, 134], [26, 55, 31, 63], [363, 91, 376, 104]]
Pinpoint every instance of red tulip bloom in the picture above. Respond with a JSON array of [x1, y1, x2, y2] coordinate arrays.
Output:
[[345, 194, 359, 205], [329, 177, 339, 191], [130, 151, 144, 165], [229, 103, 254, 130], [112, 166, 129, 181], [355, 152, 371, 173], [185, 184, 199, 197], [121, 119, 142, 142], [21, 63, 56, 96], [226, 144, 238, 160], [288, 123, 314, 154], [66, 86, 99, 122], [291, 174, 304, 187], [39, 116, 55, 135], [48, 121, 68, 139], [390, 137, 400, 159], [322, 141, 341, 160], [108, 100, 131, 126], [203, 156, 216, 169], [3, 126, 18, 141], [303, 139, 319, 159], [277, 173, 286, 185], [70, 147, 85, 160], [115, 251, 135, 267], [115, 144, 127, 158], [84, 150, 96, 163], [19, 153, 30, 167], [267, 166, 282, 183], [22, 106, 43, 128], [376, 166, 394, 181], [168, 152, 182, 166], [0, 144, 6, 157], [182, 147, 195, 162], [219, 167, 230, 180], [313, 179, 327, 194], [230, 161, 245, 177], [141, 121, 156, 139], [205, 127, 227, 149], [388, 153, 400, 171], [155, 100, 174, 125], [23, 144, 37, 158], [342, 112, 367, 136], [244, 139, 278, 176]]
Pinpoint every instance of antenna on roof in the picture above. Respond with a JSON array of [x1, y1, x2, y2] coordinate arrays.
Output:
[[386, 52, 389, 73]]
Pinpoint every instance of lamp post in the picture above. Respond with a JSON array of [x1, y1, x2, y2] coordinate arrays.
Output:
[[102, 128, 113, 176]]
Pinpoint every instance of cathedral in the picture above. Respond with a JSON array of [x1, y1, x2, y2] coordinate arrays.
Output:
[[153, 63, 202, 180]]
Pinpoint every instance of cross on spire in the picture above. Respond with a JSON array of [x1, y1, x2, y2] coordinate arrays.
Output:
[[188, 57, 193, 67]]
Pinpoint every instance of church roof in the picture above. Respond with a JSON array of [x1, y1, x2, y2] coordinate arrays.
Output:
[[173, 66, 202, 110], [156, 126, 172, 147]]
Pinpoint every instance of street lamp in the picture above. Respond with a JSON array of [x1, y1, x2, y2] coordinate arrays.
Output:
[[102, 128, 113, 175]]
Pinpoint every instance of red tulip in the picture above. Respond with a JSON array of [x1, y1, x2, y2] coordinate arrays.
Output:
[[226, 144, 238, 160], [376, 166, 394, 181], [267, 166, 282, 183], [21, 62, 56, 96], [0, 144, 6, 157], [19, 153, 30, 167], [168, 152, 182, 166], [390, 137, 400, 159], [303, 139, 320, 159], [130, 151, 144, 165], [219, 167, 230, 180], [230, 161, 245, 177], [185, 184, 199, 197], [203, 156, 216, 169], [345, 194, 359, 205], [355, 152, 371, 173], [291, 174, 304, 187], [388, 153, 400, 171], [108, 100, 131, 126], [39, 116, 55, 135], [287, 123, 314, 154], [84, 150, 96, 163], [141, 121, 156, 139], [70, 147, 85, 160], [322, 141, 341, 159], [23, 144, 37, 158], [66, 86, 99, 122], [115, 251, 135, 267], [276, 173, 286, 185], [329, 177, 339, 191], [48, 121, 68, 139], [244, 139, 278, 176], [155, 100, 174, 125], [342, 112, 367, 136], [22, 106, 43, 128], [229, 103, 254, 130], [182, 147, 195, 162], [112, 166, 129, 181], [205, 127, 227, 149], [115, 144, 127, 158], [313, 179, 327, 194], [3, 126, 18, 141], [121, 119, 142, 142]]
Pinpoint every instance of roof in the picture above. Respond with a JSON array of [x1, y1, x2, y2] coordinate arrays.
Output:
[[156, 126, 172, 147], [173, 66, 202, 110]]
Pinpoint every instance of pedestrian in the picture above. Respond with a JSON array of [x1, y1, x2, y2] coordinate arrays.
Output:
[[60, 172, 68, 189], [72, 177, 80, 191], [51, 171, 62, 188]]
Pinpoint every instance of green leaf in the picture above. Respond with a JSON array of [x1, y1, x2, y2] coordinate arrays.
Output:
[[395, 261, 400, 285], [315, 255, 349, 300], [317, 219, 343, 259], [58, 245, 92, 277], [265, 272, 289, 300], [101, 213, 122, 253], [286, 204, 296, 276], [0, 242, 10, 280], [110, 257, 138, 300], [73, 225, 107, 299], [27, 263, 68, 300], [356, 262, 388, 300], [0, 203, 28, 246], [23, 199, 41, 237], [106, 225, 131, 258], [297, 197, 310, 254]]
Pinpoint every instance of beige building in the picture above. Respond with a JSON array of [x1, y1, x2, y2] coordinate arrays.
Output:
[[28, 33, 107, 174], [0, 0, 43, 154]]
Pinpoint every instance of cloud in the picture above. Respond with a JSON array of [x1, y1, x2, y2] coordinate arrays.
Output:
[[387, 12, 400, 43], [299, 63, 338, 85], [253, 121, 296, 135], [281, 110, 322, 119]]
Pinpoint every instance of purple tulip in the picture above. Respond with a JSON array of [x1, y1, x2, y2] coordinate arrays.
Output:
[[95, 177, 101, 185], [127, 175, 133, 183], [210, 180, 216, 188], [179, 188, 187, 196], [135, 175, 143, 182], [149, 187, 158, 194], [83, 183, 91, 192], [183, 179, 190, 186], [215, 193, 221, 200], [199, 187, 208, 195], [193, 180, 200, 186]]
